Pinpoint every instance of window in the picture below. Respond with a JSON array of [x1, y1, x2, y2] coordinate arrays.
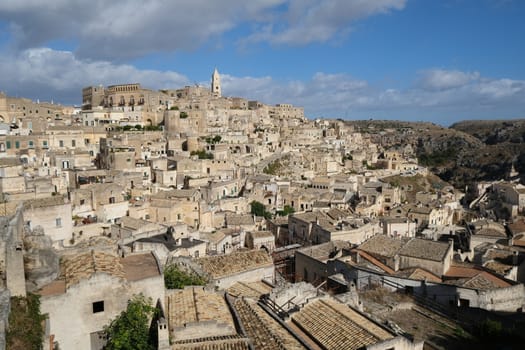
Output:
[[80, 199, 85, 205], [109, 197, 115, 204], [59, 140, 64, 147], [72, 140, 76, 147], [92, 301, 104, 313], [55, 218, 62, 227], [6, 141, 10, 149], [15, 141, 20, 149], [28, 140, 34, 148]]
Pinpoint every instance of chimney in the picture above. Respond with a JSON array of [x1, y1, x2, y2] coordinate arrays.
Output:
[[176, 238, 182, 246]]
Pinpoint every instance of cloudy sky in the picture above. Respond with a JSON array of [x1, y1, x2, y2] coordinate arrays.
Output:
[[0, 0, 524, 125]]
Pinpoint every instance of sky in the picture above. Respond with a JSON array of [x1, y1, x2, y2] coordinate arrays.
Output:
[[0, 0, 524, 126]]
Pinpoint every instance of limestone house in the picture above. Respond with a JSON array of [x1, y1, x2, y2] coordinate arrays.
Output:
[[245, 230, 275, 252], [224, 212, 256, 232], [473, 242, 525, 282], [152, 167, 177, 189], [357, 235, 454, 277], [380, 217, 417, 238], [196, 250, 274, 289], [295, 241, 352, 284], [281, 187, 320, 212], [201, 178, 241, 202], [37, 251, 164, 350], [129, 234, 207, 264], [71, 182, 128, 223], [266, 216, 290, 245], [23, 196, 73, 247], [492, 182, 525, 216], [147, 188, 202, 227], [468, 219, 509, 248], [0, 158, 25, 195], [199, 228, 235, 255], [400, 201, 454, 231], [45, 126, 87, 152], [333, 250, 525, 312], [289, 210, 379, 245], [111, 216, 166, 241]]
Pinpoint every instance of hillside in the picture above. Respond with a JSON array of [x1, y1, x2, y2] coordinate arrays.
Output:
[[348, 119, 525, 189]]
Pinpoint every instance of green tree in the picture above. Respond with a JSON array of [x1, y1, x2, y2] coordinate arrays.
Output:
[[277, 205, 295, 216], [6, 293, 46, 350], [190, 149, 213, 159], [179, 111, 188, 119], [103, 294, 156, 350], [250, 200, 271, 219], [164, 264, 207, 289]]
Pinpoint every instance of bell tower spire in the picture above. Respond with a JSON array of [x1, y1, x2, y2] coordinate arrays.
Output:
[[211, 68, 221, 98]]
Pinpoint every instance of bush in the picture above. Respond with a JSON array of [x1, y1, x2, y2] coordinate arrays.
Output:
[[263, 160, 281, 175], [250, 200, 272, 219], [180, 111, 188, 119], [276, 205, 295, 216], [6, 293, 46, 350], [164, 265, 207, 289], [190, 149, 213, 159]]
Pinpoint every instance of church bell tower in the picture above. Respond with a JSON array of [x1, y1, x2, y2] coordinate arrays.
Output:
[[211, 68, 221, 98]]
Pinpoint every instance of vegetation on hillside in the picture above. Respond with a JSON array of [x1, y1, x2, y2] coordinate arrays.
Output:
[[263, 160, 282, 175], [6, 293, 46, 350]]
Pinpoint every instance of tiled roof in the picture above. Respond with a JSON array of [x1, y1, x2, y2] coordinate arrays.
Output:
[[249, 231, 274, 239], [171, 335, 250, 350], [24, 195, 67, 209], [167, 287, 236, 334], [395, 267, 442, 283], [358, 235, 405, 259], [227, 281, 272, 298], [198, 250, 273, 279], [0, 201, 20, 217], [444, 265, 511, 289], [61, 251, 124, 289], [225, 214, 254, 226], [475, 228, 507, 238], [297, 241, 352, 261], [234, 297, 305, 350], [290, 298, 392, 350], [397, 239, 450, 262], [122, 252, 161, 281]]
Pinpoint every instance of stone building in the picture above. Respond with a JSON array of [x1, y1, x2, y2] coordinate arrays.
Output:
[[37, 251, 164, 350]]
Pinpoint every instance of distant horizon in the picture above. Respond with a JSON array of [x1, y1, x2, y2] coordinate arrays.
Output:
[[1, 1, 524, 126]]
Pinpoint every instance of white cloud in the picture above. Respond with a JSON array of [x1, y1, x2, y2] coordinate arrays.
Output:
[[0, 0, 406, 60], [0, 0, 287, 60], [242, 0, 406, 45], [418, 69, 480, 90], [0, 48, 189, 103], [221, 69, 525, 123]]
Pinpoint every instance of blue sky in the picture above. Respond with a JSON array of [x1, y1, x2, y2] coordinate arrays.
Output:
[[0, 0, 524, 125]]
